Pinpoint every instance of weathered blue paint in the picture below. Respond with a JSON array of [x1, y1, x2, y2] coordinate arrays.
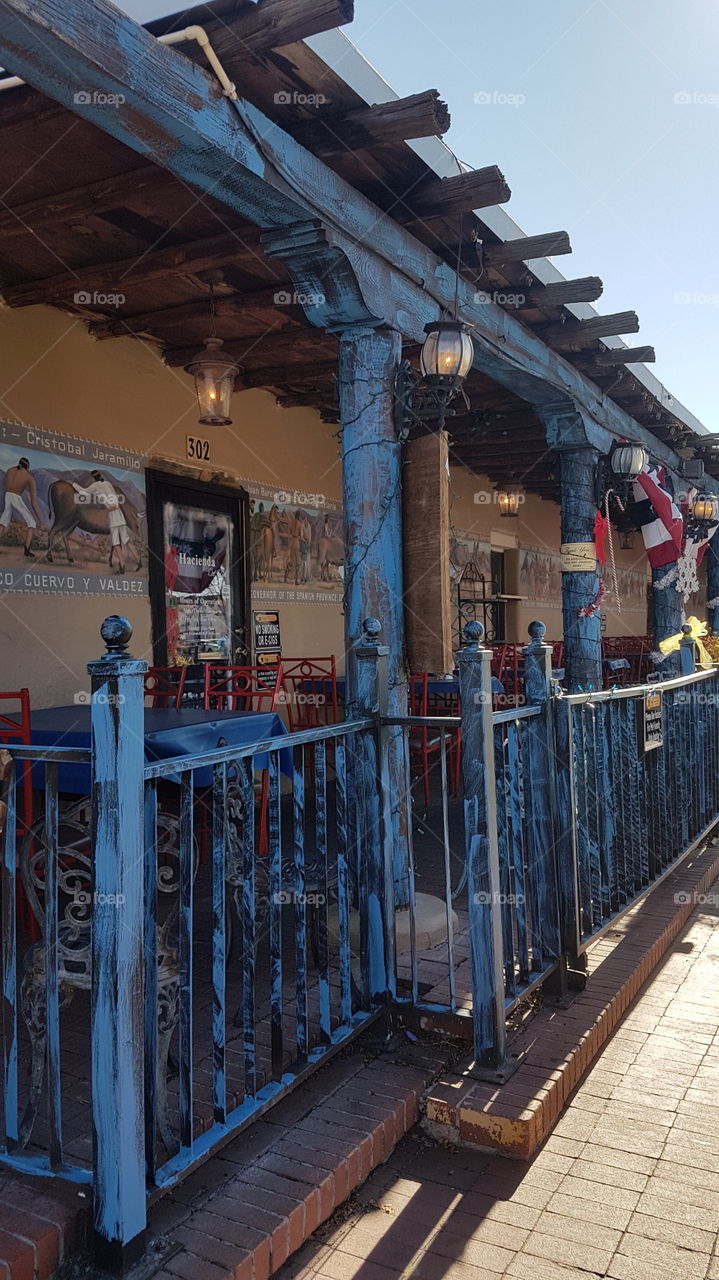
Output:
[[44, 763, 62, 1169], [652, 564, 682, 675], [679, 625, 696, 676], [457, 622, 507, 1068], [87, 617, 147, 1258], [211, 763, 227, 1124], [143, 780, 158, 1180], [292, 746, 309, 1059], [551, 699, 581, 958], [338, 328, 409, 905], [1, 764, 18, 1150], [240, 756, 256, 1097], [334, 738, 353, 1027], [353, 621, 391, 1001], [522, 624, 561, 964], [314, 739, 331, 1045], [556, 446, 603, 692], [178, 774, 194, 1152], [268, 752, 284, 1078]]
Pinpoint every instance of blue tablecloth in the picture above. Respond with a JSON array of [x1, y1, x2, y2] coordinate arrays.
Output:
[[335, 676, 504, 699], [23, 706, 291, 794]]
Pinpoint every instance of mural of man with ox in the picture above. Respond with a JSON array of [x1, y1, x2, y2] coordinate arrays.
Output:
[[0, 458, 45, 557]]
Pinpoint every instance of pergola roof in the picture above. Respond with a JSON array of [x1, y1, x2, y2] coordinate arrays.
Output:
[[0, 0, 715, 503]]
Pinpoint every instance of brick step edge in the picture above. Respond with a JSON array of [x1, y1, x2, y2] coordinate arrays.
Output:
[[0, 1170, 90, 1280], [145, 1041, 450, 1280], [422, 838, 719, 1159]]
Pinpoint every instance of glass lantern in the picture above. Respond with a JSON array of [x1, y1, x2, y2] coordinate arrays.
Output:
[[693, 494, 719, 523], [420, 320, 474, 389], [610, 443, 648, 481], [186, 336, 238, 426], [497, 489, 521, 518]]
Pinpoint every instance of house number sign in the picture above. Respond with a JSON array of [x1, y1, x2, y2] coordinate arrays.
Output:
[[642, 688, 663, 752]]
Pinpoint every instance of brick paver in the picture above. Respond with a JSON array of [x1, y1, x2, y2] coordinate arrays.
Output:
[[280, 886, 719, 1280]]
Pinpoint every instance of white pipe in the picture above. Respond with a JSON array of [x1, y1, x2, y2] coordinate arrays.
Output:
[[0, 26, 237, 97]]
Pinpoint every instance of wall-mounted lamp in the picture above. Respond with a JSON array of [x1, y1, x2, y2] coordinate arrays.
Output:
[[610, 442, 648, 482], [693, 494, 719, 524], [394, 319, 474, 438]]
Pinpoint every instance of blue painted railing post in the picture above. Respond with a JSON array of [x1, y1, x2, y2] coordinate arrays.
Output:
[[679, 623, 696, 676], [337, 322, 409, 905], [652, 564, 682, 675], [457, 621, 507, 1073], [354, 618, 393, 1003], [708, 536, 719, 635], [522, 622, 561, 965], [88, 617, 147, 1270], [557, 446, 603, 692]]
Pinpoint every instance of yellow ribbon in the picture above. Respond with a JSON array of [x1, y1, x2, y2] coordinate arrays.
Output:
[[659, 615, 713, 668]]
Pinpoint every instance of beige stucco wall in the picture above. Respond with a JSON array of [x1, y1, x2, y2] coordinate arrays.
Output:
[[0, 304, 345, 705], [448, 464, 651, 644]]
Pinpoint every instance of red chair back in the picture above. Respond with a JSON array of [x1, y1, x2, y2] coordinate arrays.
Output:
[[279, 657, 339, 731], [144, 666, 187, 709], [204, 664, 282, 713]]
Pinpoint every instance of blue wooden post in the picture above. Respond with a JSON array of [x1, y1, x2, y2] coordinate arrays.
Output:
[[457, 621, 507, 1073], [523, 622, 562, 965], [652, 564, 682, 675], [708, 537, 719, 635], [679, 623, 696, 676], [88, 617, 147, 1269], [558, 447, 603, 692], [354, 619, 393, 1002], [337, 323, 409, 905]]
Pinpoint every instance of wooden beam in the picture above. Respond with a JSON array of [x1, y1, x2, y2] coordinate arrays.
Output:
[[210, 0, 354, 57], [0, 0, 680, 471], [591, 345, 656, 366], [88, 286, 296, 339], [164, 331, 335, 368], [517, 277, 603, 308], [292, 91, 451, 156], [480, 232, 572, 267], [542, 311, 640, 347], [235, 359, 337, 389], [0, 163, 165, 235], [405, 166, 511, 218], [0, 230, 267, 307]]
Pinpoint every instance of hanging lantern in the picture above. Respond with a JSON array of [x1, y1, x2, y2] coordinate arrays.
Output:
[[693, 494, 719, 523], [497, 489, 521, 518], [610, 442, 648, 481], [619, 528, 634, 551], [420, 320, 474, 389], [186, 336, 238, 426]]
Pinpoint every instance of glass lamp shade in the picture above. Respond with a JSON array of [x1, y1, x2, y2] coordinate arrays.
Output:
[[610, 443, 648, 481], [186, 336, 238, 426], [420, 321, 474, 388], [693, 495, 718, 523], [497, 490, 520, 518]]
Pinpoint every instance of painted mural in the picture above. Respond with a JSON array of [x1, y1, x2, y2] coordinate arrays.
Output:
[[519, 545, 563, 610], [246, 480, 344, 606], [0, 419, 147, 595]]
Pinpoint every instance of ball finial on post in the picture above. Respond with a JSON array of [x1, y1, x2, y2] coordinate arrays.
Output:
[[461, 620, 485, 649], [528, 620, 547, 645], [362, 617, 382, 642], [100, 615, 133, 659]]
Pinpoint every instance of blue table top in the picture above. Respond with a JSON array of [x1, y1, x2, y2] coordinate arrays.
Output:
[[25, 706, 291, 793]]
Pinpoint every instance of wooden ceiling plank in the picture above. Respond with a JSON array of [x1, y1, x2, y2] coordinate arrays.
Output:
[[210, 0, 354, 58], [0, 163, 166, 235], [542, 310, 640, 347], [517, 276, 603, 308], [292, 90, 451, 156], [402, 166, 511, 219], [88, 285, 296, 338], [481, 231, 571, 267]]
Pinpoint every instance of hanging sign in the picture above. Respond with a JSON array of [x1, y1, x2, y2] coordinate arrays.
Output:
[[560, 542, 597, 573], [253, 609, 281, 652], [642, 688, 663, 752]]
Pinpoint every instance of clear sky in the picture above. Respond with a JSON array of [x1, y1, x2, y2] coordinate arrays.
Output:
[[121, 0, 719, 430]]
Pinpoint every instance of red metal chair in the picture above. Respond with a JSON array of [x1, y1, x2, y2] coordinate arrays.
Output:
[[203, 664, 282, 713], [0, 689, 35, 931], [409, 675, 459, 809], [278, 657, 339, 732], [144, 666, 187, 708], [203, 665, 283, 854]]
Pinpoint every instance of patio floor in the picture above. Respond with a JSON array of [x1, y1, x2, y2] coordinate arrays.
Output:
[[279, 879, 719, 1280]]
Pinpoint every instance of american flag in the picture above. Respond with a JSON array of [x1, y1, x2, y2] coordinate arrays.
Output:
[[632, 464, 683, 568]]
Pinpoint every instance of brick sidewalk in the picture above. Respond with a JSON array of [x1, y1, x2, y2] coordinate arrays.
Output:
[[280, 886, 719, 1280]]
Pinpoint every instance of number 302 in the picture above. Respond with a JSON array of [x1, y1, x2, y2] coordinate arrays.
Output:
[[187, 436, 210, 462]]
